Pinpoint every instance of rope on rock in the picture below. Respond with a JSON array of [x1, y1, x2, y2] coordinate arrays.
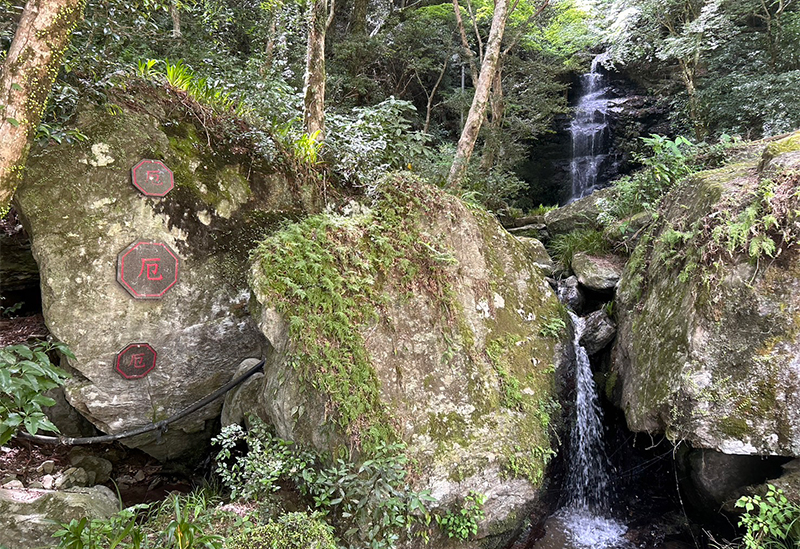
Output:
[[18, 358, 266, 446]]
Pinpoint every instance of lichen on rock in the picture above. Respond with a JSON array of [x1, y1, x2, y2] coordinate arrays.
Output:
[[613, 133, 800, 456]]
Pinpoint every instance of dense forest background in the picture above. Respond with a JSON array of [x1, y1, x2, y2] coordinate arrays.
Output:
[[2, 0, 800, 212]]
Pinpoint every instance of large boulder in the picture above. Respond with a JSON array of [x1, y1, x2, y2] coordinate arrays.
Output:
[[613, 132, 800, 456], [224, 175, 567, 548], [544, 187, 613, 235], [13, 85, 320, 460], [0, 486, 118, 548]]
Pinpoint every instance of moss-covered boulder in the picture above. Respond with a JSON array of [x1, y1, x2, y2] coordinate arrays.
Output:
[[13, 85, 319, 459], [0, 485, 118, 549], [224, 175, 566, 548], [613, 131, 800, 456]]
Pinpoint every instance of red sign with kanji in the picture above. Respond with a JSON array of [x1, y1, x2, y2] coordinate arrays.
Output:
[[117, 241, 179, 299], [131, 160, 174, 197], [115, 343, 157, 379]]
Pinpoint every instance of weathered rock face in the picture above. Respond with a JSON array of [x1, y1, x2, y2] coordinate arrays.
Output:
[[0, 485, 118, 548], [544, 187, 613, 235], [613, 132, 800, 456], [571, 252, 622, 292], [224, 177, 567, 548], [13, 87, 318, 459]]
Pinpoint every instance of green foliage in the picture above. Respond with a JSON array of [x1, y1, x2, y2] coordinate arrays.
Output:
[[54, 490, 241, 549], [548, 228, 610, 269], [135, 59, 249, 116], [734, 485, 800, 549], [226, 512, 336, 549], [326, 98, 429, 187], [707, 173, 800, 263], [213, 417, 435, 549], [539, 316, 567, 339], [597, 135, 696, 225], [434, 491, 486, 541], [0, 341, 72, 445]]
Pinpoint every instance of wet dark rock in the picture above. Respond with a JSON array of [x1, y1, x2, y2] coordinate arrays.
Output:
[[579, 310, 616, 355], [679, 449, 786, 514], [557, 276, 585, 313]]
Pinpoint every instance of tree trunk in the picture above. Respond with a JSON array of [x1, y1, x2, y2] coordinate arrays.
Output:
[[351, 0, 368, 35], [0, 0, 86, 211], [170, 0, 182, 39], [303, 0, 328, 139], [478, 62, 504, 173], [446, 0, 509, 189]]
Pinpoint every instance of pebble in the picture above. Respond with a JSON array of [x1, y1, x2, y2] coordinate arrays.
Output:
[[36, 460, 56, 475], [133, 470, 146, 483], [3, 480, 24, 489], [42, 475, 55, 490], [28, 481, 45, 489]]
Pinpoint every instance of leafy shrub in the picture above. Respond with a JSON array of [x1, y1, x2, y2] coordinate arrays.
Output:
[[597, 134, 696, 225], [213, 417, 435, 549], [325, 97, 429, 187], [735, 485, 800, 549], [226, 512, 336, 549], [0, 341, 71, 445], [434, 491, 486, 541]]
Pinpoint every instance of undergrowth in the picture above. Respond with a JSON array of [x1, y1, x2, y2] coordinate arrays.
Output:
[[213, 416, 435, 549]]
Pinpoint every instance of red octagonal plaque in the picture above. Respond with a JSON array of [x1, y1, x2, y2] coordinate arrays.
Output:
[[117, 240, 179, 299], [116, 343, 157, 379], [131, 159, 174, 197]]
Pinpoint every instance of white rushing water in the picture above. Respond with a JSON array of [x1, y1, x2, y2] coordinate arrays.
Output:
[[533, 311, 628, 549], [569, 53, 611, 201], [565, 312, 611, 509]]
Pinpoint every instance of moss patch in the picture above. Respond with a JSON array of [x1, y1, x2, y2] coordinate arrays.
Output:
[[250, 174, 460, 453]]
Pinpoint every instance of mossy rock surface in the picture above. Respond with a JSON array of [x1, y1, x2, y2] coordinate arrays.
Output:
[[613, 138, 800, 456], [13, 84, 319, 460], [227, 174, 566, 548]]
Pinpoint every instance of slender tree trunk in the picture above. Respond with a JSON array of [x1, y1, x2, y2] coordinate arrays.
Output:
[[303, 0, 328, 139], [351, 0, 368, 35], [0, 0, 86, 211], [479, 63, 504, 172], [417, 59, 448, 134], [446, 0, 509, 189], [170, 0, 182, 39], [452, 0, 478, 86]]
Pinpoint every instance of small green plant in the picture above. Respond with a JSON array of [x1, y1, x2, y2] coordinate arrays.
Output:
[[735, 484, 800, 549], [54, 506, 148, 549], [226, 512, 336, 549], [539, 316, 566, 339], [162, 495, 224, 549], [435, 491, 486, 541], [548, 228, 610, 269], [0, 341, 72, 445]]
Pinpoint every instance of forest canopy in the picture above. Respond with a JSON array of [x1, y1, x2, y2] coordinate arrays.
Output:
[[1, 0, 798, 211]]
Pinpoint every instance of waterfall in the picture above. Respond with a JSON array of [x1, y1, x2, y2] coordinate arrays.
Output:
[[565, 312, 611, 510], [569, 54, 611, 202], [531, 299, 628, 548]]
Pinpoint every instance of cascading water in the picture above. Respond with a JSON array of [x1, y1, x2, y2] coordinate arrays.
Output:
[[569, 54, 611, 202], [532, 308, 628, 549], [565, 312, 611, 510]]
